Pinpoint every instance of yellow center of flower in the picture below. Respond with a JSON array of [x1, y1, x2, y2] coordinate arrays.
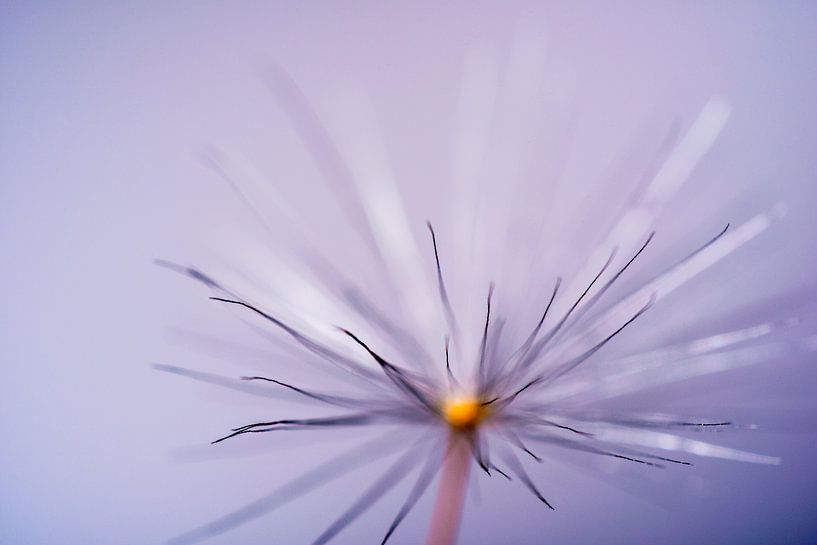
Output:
[[442, 396, 488, 430]]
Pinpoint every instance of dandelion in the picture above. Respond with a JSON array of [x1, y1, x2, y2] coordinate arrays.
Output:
[[156, 64, 802, 545]]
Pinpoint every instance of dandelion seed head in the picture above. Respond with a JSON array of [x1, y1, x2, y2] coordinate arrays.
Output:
[[139, 10, 817, 545]]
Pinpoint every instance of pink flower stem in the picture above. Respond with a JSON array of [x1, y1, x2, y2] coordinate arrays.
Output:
[[425, 432, 472, 545]]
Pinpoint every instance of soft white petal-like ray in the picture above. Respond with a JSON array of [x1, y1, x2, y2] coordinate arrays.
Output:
[[551, 204, 787, 362], [478, 23, 548, 278], [590, 426, 780, 465], [450, 42, 502, 358], [569, 98, 732, 297], [540, 342, 787, 405], [581, 318, 784, 383], [209, 250, 386, 377], [682, 324, 776, 355], [205, 146, 313, 239], [612, 97, 731, 249], [204, 149, 363, 306], [264, 65, 383, 254], [207, 147, 435, 368], [321, 82, 439, 353]]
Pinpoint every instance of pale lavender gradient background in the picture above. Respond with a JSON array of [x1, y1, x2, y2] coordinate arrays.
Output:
[[2, 2, 817, 545]]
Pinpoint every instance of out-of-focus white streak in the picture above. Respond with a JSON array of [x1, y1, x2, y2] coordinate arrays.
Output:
[[560, 204, 787, 359], [205, 146, 309, 237], [215, 250, 364, 354], [573, 98, 732, 292], [450, 43, 501, 359], [684, 324, 774, 355], [537, 99, 734, 362], [638, 203, 784, 301], [604, 319, 778, 375], [543, 342, 785, 404], [591, 427, 780, 465], [203, 148, 392, 369], [450, 24, 547, 361], [613, 97, 731, 249], [450, 45, 500, 207], [322, 82, 438, 349], [483, 25, 548, 226], [175, 252, 391, 394], [482, 24, 549, 293], [645, 98, 731, 205]]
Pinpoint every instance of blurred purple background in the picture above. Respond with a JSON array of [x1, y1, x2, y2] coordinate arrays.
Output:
[[2, 2, 817, 544]]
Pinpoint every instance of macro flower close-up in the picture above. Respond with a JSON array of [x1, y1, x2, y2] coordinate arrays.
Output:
[[2, 2, 817, 545]]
